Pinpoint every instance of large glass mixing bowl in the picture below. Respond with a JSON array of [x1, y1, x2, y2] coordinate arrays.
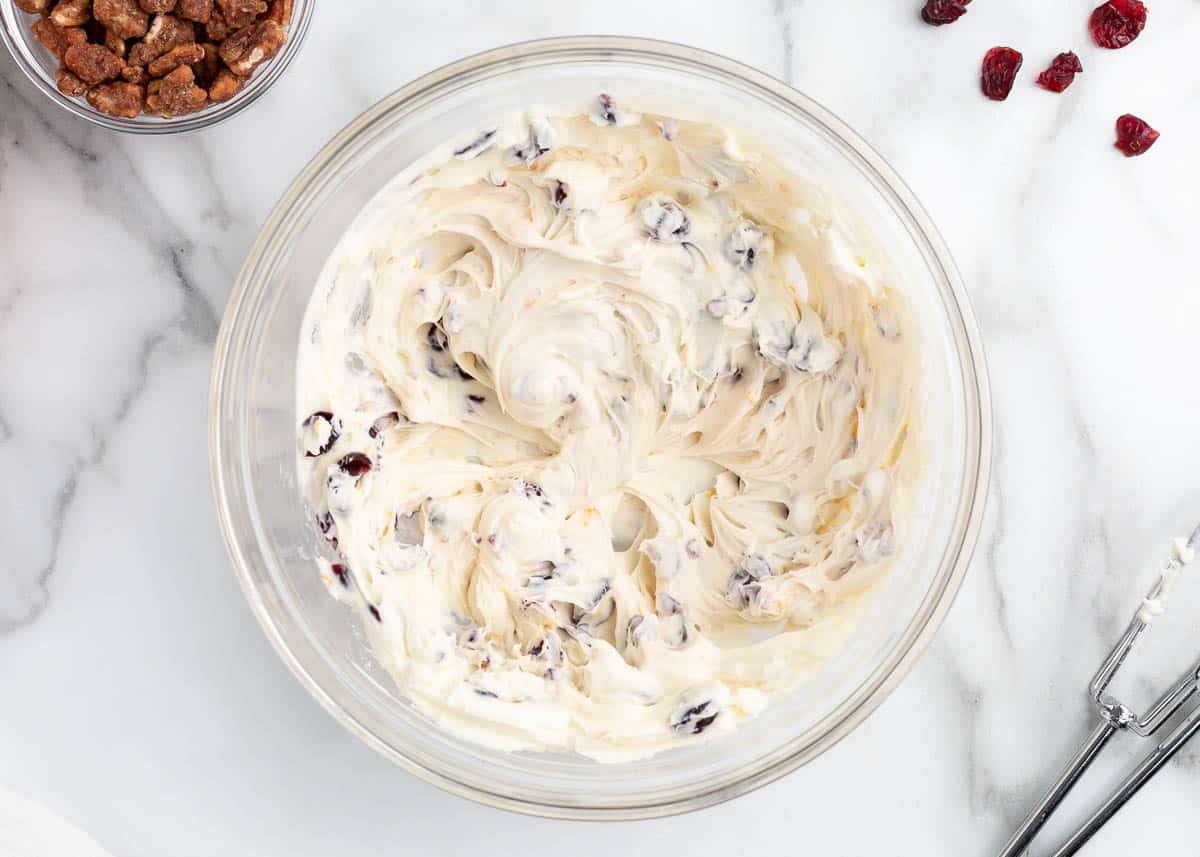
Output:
[[210, 36, 991, 819]]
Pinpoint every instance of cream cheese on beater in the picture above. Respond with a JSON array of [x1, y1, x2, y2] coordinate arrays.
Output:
[[1137, 526, 1200, 624], [296, 97, 921, 760]]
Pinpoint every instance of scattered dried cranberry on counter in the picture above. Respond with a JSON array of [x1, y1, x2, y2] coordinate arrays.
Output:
[[1036, 52, 1083, 93], [1090, 0, 1148, 49], [981, 47, 1023, 101], [1114, 114, 1159, 156], [921, 0, 969, 26]]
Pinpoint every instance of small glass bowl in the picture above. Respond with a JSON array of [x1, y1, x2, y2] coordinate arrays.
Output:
[[210, 36, 992, 818], [0, 0, 313, 133]]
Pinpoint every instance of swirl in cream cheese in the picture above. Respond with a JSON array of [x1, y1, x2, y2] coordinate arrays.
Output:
[[297, 97, 920, 760]]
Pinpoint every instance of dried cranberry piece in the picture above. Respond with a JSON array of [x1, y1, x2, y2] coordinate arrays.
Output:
[[596, 93, 617, 124], [331, 562, 349, 587], [1090, 0, 1147, 50], [316, 511, 338, 548], [723, 220, 766, 271], [338, 452, 372, 477], [1036, 52, 1083, 93], [426, 324, 448, 352], [981, 47, 1023, 101], [452, 128, 496, 160], [301, 410, 339, 457], [640, 196, 691, 242], [921, 0, 969, 25], [368, 411, 401, 438], [1114, 114, 1159, 157], [367, 604, 382, 623], [671, 699, 720, 736]]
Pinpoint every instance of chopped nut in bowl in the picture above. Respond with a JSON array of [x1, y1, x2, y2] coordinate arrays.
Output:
[[0, 0, 311, 133]]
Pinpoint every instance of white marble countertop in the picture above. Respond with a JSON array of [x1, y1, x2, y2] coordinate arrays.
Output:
[[2, 1, 1199, 854]]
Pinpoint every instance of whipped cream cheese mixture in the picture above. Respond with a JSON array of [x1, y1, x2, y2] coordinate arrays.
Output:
[[1137, 526, 1200, 624], [297, 96, 921, 759]]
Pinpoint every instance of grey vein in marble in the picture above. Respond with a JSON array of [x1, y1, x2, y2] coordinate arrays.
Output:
[[773, 0, 796, 84]]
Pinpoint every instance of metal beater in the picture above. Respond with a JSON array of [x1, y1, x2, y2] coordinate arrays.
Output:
[[997, 525, 1200, 857]]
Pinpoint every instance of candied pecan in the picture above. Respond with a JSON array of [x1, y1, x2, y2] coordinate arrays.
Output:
[[138, 0, 177, 11], [198, 8, 230, 40], [145, 64, 207, 116], [671, 697, 720, 736], [49, 0, 90, 27], [147, 12, 196, 48], [64, 43, 124, 85], [55, 66, 88, 96], [128, 13, 195, 64], [87, 81, 144, 117], [28, 18, 60, 55], [103, 27, 128, 58], [207, 67, 243, 101], [219, 19, 283, 75], [148, 41, 204, 75], [178, 0, 212, 22], [194, 41, 220, 86], [13, 0, 51, 13], [94, 0, 149, 38], [121, 64, 149, 84], [29, 18, 84, 59], [265, 0, 292, 25], [216, 0, 266, 27]]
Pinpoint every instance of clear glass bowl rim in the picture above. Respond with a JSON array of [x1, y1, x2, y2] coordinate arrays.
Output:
[[0, 0, 314, 134], [210, 35, 993, 819]]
